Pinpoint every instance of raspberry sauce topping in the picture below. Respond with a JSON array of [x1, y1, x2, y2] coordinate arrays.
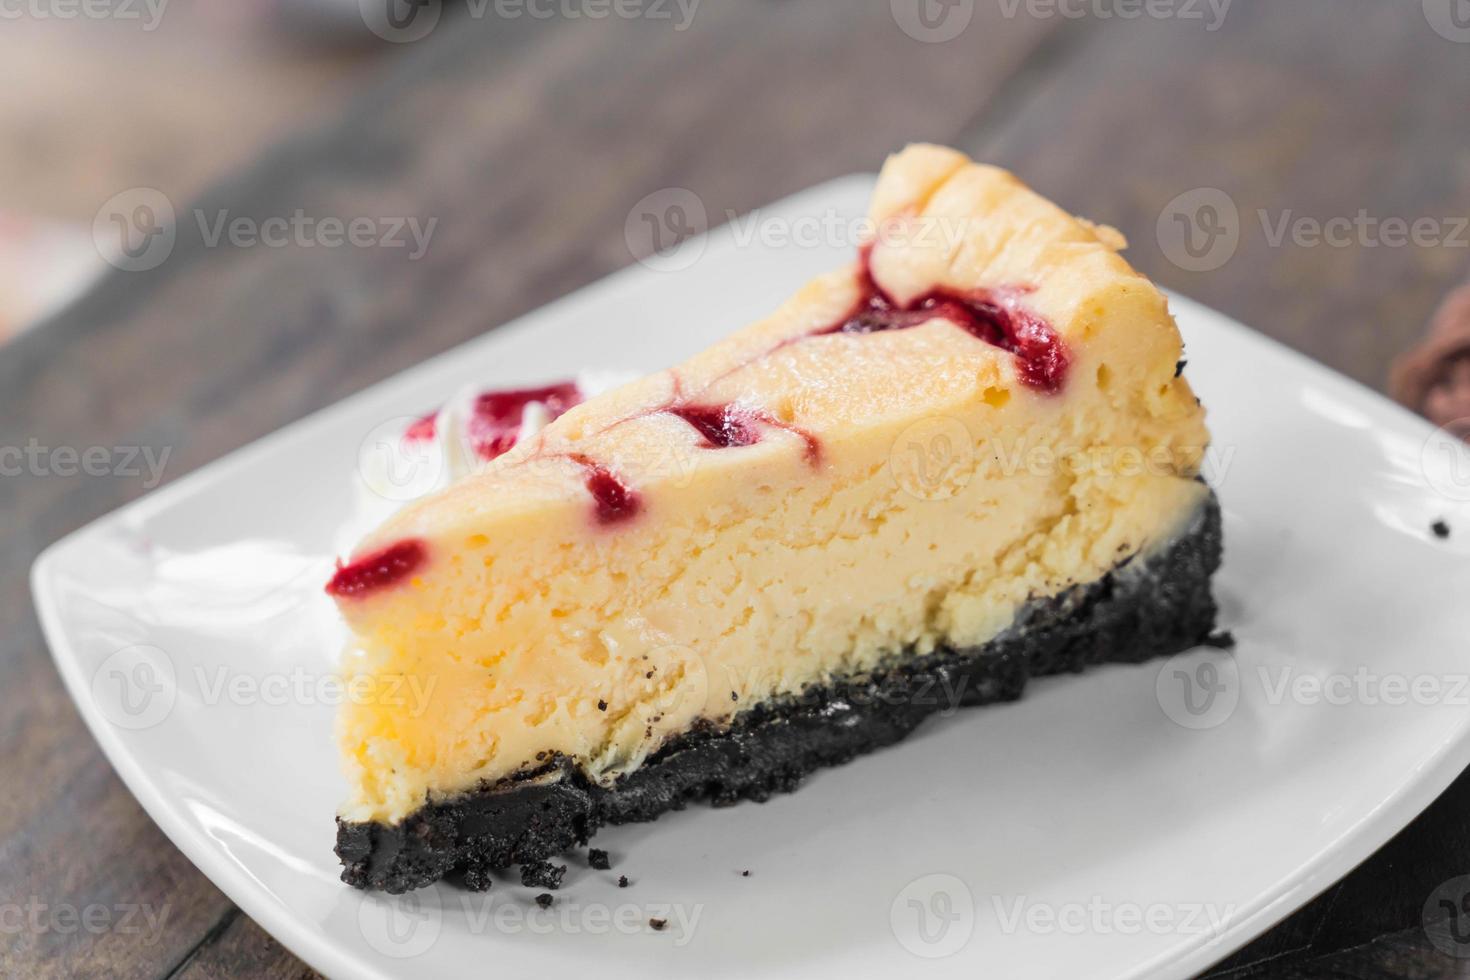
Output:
[[668, 403, 822, 464], [403, 382, 584, 460], [403, 412, 437, 444], [469, 383, 581, 459], [668, 404, 761, 449], [822, 248, 1070, 393], [570, 454, 642, 525], [326, 539, 427, 599]]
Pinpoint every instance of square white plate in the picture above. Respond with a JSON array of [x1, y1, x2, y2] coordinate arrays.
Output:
[[34, 175, 1470, 980]]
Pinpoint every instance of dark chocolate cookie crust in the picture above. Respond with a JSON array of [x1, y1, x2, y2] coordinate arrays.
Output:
[[338, 493, 1223, 893]]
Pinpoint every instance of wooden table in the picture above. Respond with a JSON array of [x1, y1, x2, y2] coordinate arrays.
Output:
[[6, 1, 1469, 976]]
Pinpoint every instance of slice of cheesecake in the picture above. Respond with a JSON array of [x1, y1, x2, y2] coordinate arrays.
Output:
[[331, 144, 1222, 893]]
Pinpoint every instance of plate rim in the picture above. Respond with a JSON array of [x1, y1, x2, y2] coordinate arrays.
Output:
[[31, 172, 1466, 980]]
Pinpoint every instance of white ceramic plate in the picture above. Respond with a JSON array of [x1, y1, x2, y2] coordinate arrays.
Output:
[[33, 175, 1470, 980]]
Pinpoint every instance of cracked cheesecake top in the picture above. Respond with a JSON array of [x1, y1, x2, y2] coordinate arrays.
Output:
[[331, 144, 1211, 823]]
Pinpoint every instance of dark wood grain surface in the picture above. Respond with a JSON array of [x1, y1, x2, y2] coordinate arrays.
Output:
[[4, 1, 1469, 976]]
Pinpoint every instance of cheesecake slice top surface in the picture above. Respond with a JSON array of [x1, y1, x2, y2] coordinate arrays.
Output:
[[331, 144, 1211, 824]]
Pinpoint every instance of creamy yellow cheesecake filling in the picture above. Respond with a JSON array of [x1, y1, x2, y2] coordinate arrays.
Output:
[[332, 145, 1210, 824]]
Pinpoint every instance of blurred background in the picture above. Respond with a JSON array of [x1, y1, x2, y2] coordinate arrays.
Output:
[[7, 1, 1469, 410], [0, 0, 380, 338]]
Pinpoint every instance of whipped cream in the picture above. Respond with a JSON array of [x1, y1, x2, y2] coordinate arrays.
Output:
[[349, 371, 636, 541]]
